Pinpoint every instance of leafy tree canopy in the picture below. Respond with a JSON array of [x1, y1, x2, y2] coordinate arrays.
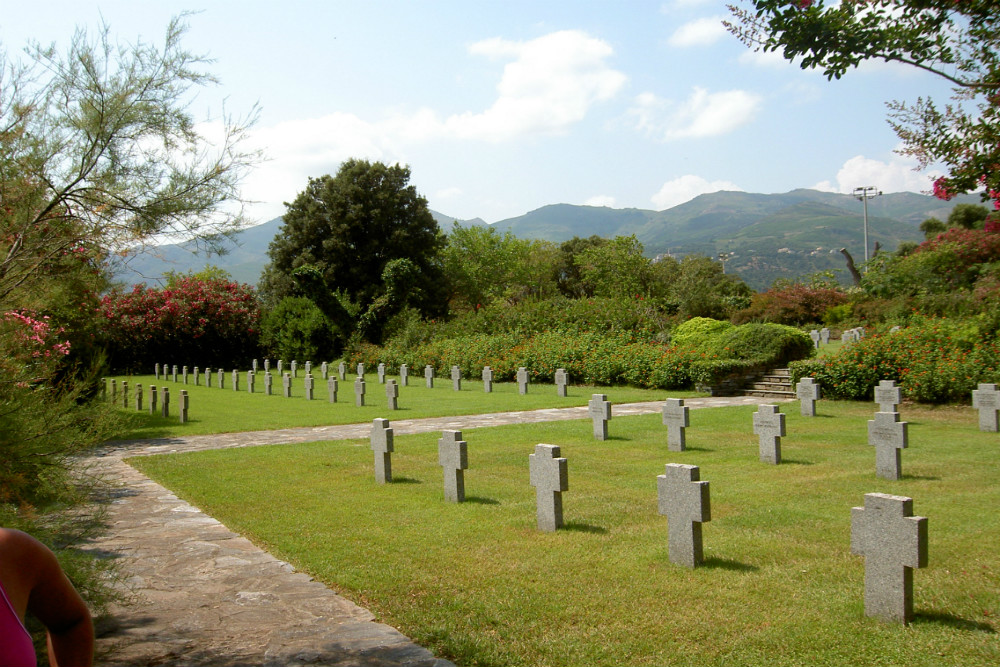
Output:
[[726, 1, 1000, 210], [264, 159, 447, 342]]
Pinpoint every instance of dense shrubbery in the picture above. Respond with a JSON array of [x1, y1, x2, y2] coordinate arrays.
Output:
[[351, 319, 815, 390], [791, 317, 1000, 403], [100, 277, 261, 372], [732, 282, 850, 325], [260, 296, 339, 361]]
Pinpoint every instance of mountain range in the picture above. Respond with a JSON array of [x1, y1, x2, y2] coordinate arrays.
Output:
[[112, 188, 981, 291]]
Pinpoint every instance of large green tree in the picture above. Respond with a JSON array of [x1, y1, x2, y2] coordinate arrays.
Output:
[[726, 0, 1000, 209], [264, 159, 447, 343]]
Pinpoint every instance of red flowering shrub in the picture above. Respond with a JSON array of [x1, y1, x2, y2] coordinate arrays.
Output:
[[100, 277, 261, 372], [732, 283, 849, 325], [791, 316, 1000, 403]]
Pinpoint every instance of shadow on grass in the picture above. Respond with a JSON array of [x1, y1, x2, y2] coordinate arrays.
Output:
[[390, 477, 422, 485], [902, 473, 941, 481], [701, 556, 758, 572], [562, 521, 608, 534], [684, 446, 715, 453], [464, 496, 500, 505], [913, 611, 996, 633], [780, 458, 814, 466]]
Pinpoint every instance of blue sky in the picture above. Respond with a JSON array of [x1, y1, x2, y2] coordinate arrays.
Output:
[[5, 0, 956, 225]]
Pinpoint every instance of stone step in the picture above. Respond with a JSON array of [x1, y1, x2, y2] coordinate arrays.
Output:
[[749, 382, 793, 391], [744, 389, 796, 399]]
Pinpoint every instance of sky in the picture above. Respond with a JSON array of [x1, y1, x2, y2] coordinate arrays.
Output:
[[4, 0, 958, 225]]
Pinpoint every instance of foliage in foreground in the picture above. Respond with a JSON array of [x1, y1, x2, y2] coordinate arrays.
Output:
[[791, 316, 1000, 403]]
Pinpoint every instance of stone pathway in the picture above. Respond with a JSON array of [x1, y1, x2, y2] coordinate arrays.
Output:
[[89, 395, 787, 666]]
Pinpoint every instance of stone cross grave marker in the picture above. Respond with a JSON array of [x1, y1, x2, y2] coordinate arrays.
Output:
[[277, 359, 283, 374], [179, 390, 189, 424], [972, 383, 999, 432], [217, 368, 224, 389], [820, 327, 830, 344], [291, 360, 298, 378], [589, 393, 612, 440], [327, 377, 338, 403], [321, 361, 328, 380], [482, 366, 493, 393], [370, 418, 394, 484], [154, 363, 160, 379], [438, 430, 468, 503], [253, 359, 258, 372], [868, 411, 908, 480], [796, 377, 821, 417], [264, 359, 270, 372], [305, 374, 314, 401], [149, 385, 157, 415], [265, 371, 273, 396], [110, 378, 116, 402], [204, 367, 212, 387], [851, 492, 928, 624], [182, 366, 188, 384], [193, 367, 200, 385], [810, 329, 820, 349], [400, 364, 408, 386], [875, 380, 902, 413], [377, 363, 386, 384], [172, 365, 178, 382], [135, 384, 143, 411], [232, 370, 239, 392], [529, 444, 568, 532], [357, 362, 364, 377], [386, 379, 398, 410], [305, 361, 311, 376], [753, 404, 786, 464], [662, 398, 690, 452], [355, 377, 366, 407], [451, 365, 462, 391], [338, 362, 346, 380], [282, 373, 292, 398], [657, 463, 711, 568], [248, 371, 255, 394], [425, 365, 434, 388], [555, 368, 569, 397], [517, 367, 529, 395], [161, 387, 170, 418], [121, 381, 129, 409]]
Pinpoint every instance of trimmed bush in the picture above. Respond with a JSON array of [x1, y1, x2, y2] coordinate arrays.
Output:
[[670, 317, 733, 350]]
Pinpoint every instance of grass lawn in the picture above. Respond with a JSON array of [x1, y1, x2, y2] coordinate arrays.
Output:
[[107, 372, 703, 438], [129, 400, 1000, 666]]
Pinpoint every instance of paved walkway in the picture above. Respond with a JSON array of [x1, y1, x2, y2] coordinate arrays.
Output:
[[89, 396, 787, 666]]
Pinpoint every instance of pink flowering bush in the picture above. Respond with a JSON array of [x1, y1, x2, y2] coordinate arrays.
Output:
[[100, 277, 262, 372]]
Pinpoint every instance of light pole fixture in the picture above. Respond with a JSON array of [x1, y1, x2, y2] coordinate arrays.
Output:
[[718, 251, 734, 274], [853, 186, 882, 265]]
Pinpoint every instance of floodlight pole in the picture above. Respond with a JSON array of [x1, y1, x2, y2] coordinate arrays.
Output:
[[853, 186, 882, 265]]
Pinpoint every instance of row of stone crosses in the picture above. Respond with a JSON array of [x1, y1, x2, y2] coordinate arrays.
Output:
[[368, 377, 997, 626]]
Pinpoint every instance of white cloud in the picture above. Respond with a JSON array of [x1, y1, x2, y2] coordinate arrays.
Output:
[[447, 30, 627, 141], [812, 153, 945, 195], [738, 48, 799, 69], [434, 186, 464, 200], [668, 16, 729, 47], [631, 87, 762, 140], [584, 195, 617, 207], [651, 175, 744, 209]]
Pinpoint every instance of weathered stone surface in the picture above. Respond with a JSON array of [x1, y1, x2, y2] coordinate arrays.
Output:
[[482, 366, 493, 393], [529, 444, 568, 532], [657, 463, 710, 567], [753, 404, 785, 464], [972, 383, 999, 432], [796, 377, 820, 417], [386, 379, 399, 410], [371, 418, 394, 484], [875, 380, 902, 413], [868, 411, 908, 480], [588, 394, 611, 440], [661, 399, 689, 452], [517, 367, 529, 395], [554, 368, 568, 397], [438, 430, 468, 502], [851, 492, 928, 624]]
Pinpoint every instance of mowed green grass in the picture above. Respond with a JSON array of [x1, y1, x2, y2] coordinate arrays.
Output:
[[107, 371, 702, 438], [129, 401, 1000, 667]]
